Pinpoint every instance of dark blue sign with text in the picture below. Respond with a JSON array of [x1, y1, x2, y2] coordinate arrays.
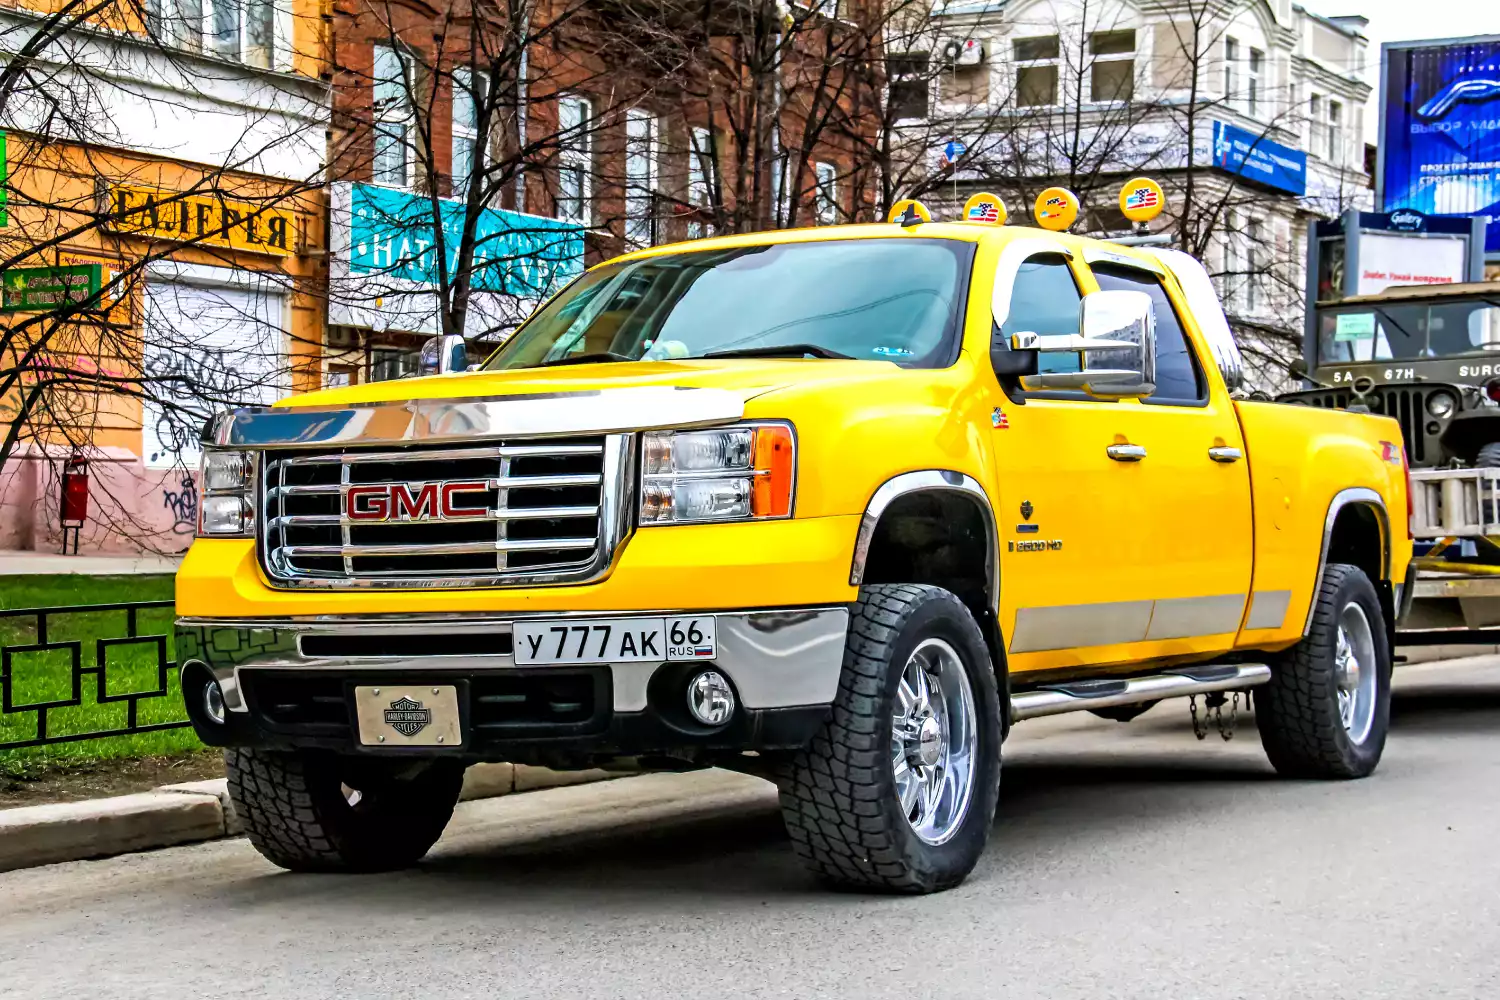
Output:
[[1210, 120, 1308, 196], [1381, 38, 1500, 254]]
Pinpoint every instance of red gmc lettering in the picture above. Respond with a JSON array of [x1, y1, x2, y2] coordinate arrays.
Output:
[[345, 485, 390, 521], [392, 482, 440, 520], [344, 481, 490, 522], [440, 480, 489, 517]]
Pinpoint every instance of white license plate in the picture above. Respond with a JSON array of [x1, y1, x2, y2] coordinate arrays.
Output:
[[513, 616, 717, 665], [353, 685, 462, 747]]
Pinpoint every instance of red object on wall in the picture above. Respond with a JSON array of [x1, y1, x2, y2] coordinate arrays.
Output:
[[60, 455, 89, 524]]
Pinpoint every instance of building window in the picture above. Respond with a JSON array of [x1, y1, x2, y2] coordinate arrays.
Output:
[[452, 68, 489, 202], [1246, 219, 1263, 313], [372, 45, 414, 188], [1222, 211, 1242, 311], [148, 0, 273, 67], [1089, 29, 1135, 102], [687, 126, 715, 238], [814, 161, 838, 224], [625, 108, 659, 248], [1223, 36, 1239, 104], [1247, 47, 1263, 117], [1014, 35, 1059, 107], [556, 95, 593, 223], [1328, 99, 1343, 162], [888, 54, 930, 120], [370, 347, 419, 382]]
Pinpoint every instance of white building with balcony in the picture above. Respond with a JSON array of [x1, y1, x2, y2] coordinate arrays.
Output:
[[898, 0, 1373, 379]]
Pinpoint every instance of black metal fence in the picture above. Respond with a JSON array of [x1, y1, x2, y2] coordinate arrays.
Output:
[[0, 601, 191, 750]]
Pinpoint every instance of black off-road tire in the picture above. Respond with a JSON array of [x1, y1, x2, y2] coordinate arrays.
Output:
[[776, 584, 1003, 894], [1255, 563, 1391, 779], [1476, 442, 1500, 468], [226, 748, 466, 872]]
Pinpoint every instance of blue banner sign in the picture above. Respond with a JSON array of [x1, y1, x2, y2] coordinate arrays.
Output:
[[1381, 38, 1500, 254], [347, 183, 585, 296], [1210, 120, 1308, 196]]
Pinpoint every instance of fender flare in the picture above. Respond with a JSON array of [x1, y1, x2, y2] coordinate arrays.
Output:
[[1305, 487, 1390, 635], [848, 470, 999, 609]]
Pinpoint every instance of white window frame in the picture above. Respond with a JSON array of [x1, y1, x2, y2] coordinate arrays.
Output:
[[1013, 35, 1060, 109], [814, 161, 838, 224], [687, 126, 715, 238], [1245, 218, 1264, 313], [1087, 28, 1136, 104], [1328, 99, 1344, 163], [625, 108, 659, 248], [1247, 47, 1263, 118], [556, 95, 593, 224], [372, 44, 415, 189], [149, 0, 281, 68], [452, 67, 490, 203], [1223, 36, 1239, 105]]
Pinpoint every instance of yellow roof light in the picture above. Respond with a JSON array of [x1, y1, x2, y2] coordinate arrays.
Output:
[[1119, 177, 1166, 225], [887, 199, 932, 227], [1033, 187, 1079, 232], [961, 192, 1008, 226]]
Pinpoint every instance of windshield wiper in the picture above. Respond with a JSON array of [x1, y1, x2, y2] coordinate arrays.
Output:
[[703, 343, 853, 360], [537, 351, 636, 367]]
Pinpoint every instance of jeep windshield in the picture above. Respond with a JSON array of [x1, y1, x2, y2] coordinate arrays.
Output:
[[484, 238, 975, 371], [1317, 297, 1500, 364]]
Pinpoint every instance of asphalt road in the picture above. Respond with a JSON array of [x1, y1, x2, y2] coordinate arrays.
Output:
[[4, 657, 1500, 1000]]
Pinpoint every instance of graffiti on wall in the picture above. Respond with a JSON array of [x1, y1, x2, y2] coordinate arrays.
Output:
[[161, 476, 198, 534]]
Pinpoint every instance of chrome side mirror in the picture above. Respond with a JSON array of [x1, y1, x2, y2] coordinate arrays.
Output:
[[1014, 290, 1156, 398], [418, 334, 469, 375]]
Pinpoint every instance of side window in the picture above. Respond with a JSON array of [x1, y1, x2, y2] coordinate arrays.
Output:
[[1001, 254, 1083, 373], [1089, 264, 1205, 403]]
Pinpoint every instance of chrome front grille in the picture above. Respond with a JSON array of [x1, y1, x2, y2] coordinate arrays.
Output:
[[258, 435, 630, 588]]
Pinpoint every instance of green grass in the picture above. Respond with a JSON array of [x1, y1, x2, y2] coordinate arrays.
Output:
[[0, 575, 204, 775]]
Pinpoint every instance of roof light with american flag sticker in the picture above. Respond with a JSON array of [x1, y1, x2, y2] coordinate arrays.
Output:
[[961, 192, 1008, 226]]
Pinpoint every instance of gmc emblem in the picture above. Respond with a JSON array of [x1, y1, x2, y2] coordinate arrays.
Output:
[[345, 481, 490, 522]]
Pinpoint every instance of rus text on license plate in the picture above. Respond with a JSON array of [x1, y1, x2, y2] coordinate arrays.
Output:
[[513, 616, 717, 665]]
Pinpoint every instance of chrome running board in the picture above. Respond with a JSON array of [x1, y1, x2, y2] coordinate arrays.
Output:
[[1010, 663, 1272, 722]]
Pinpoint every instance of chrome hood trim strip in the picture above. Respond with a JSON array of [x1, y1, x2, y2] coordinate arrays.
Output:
[[204, 386, 746, 449]]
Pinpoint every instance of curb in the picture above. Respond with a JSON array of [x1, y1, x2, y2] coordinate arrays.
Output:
[[0, 762, 615, 874]]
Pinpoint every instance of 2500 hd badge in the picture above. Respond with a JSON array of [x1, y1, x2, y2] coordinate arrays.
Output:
[[176, 205, 1410, 895]]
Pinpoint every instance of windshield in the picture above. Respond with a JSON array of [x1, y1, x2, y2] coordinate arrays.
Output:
[[484, 238, 975, 371], [1318, 297, 1500, 364]]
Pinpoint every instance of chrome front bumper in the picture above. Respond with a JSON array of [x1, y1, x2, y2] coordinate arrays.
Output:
[[176, 606, 851, 716]]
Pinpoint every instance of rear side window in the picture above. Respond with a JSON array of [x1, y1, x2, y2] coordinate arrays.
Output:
[[1002, 254, 1082, 373], [1089, 264, 1205, 403]]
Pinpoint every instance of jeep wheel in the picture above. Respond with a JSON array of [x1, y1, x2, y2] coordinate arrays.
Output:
[[777, 584, 1002, 894], [1477, 442, 1500, 468], [227, 748, 466, 872], [1255, 563, 1391, 779]]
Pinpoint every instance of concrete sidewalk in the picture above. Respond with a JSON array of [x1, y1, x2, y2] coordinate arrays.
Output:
[[0, 549, 183, 576]]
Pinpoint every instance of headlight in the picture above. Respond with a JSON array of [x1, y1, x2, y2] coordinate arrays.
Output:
[[198, 449, 256, 537], [640, 423, 795, 524], [1426, 392, 1456, 419]]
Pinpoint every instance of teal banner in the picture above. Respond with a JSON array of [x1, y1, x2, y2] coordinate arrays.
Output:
[[348, 183, 585, 296]]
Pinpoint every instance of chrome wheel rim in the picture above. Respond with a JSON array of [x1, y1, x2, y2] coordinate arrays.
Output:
[[891, 637, 978, 846], [1334, 601, 1378, 745]]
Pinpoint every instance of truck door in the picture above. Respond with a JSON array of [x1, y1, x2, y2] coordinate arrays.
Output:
[[985, 249, 1254, 675], [1077, 258, 1255, 661]]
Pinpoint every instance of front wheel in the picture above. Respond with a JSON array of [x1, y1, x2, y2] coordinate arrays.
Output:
[[227, 748, 466, 872], [1255, 563, 1391, 778], [777, 584, 1003, 894]]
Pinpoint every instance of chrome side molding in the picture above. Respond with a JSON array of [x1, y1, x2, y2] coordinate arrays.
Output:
[[1010, 663, 1271, 722]]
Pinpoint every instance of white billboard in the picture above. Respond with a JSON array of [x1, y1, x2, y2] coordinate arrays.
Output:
[[1355, 231, 1470, 295]]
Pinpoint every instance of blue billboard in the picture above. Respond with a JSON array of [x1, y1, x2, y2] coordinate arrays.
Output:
[[1381, 37, 1500, 254], [1210, 120, 1308, 196], [347, 182, 585, 297]]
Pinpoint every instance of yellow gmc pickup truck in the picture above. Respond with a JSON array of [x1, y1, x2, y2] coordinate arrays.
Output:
[[176, 214, 1412, 893]]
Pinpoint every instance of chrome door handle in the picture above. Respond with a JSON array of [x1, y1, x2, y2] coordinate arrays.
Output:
[[1107, 443, 1147, 462], [1208, 446, 1243, 463]]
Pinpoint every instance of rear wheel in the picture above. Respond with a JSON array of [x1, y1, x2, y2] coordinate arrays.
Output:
[[777, 584, 1002, 894], [227, 748, 466, 872], [1255, 563, 1391, 779]]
